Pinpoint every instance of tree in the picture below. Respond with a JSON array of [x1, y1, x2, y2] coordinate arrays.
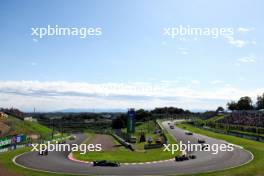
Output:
[[256, 93, 264, 110], [136, 109, 149, 121], [216, 106, 224, 112], [150, 107, 188, 115], [199, 111, 217, 119], [194, 119, 205, 127], [112, 115, 126, 129], [227, 101, 237, 111], [227, 97, 253, 111], [237, 96, 253, 110]]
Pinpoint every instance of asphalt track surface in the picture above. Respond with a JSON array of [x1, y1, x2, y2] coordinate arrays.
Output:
[[14, 121, 253, 175]]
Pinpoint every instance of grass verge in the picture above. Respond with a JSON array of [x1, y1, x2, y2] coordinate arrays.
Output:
[[73, 121, 179, 163], [0, 148, 74, 176], [177, 123, 264, 176], [4, 115, 53, 140]]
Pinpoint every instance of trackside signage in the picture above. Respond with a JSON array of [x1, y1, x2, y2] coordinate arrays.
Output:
[[0, 134, 26, 148], [0, 137, 12, 147]]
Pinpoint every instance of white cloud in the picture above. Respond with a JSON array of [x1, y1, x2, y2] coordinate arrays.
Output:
[[225, 36, 256, 48], [237, 55, 256, 63], [229, 39, 247, 48], [237, 27, 254, 33], [225, 36, 247, 48], [0, 80, 263, 111]]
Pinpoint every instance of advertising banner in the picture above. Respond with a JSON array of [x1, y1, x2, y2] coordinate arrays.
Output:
[[0, 134, 26, 148]]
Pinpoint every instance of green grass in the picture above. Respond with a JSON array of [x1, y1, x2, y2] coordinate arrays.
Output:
[[0, 148, 74, 176], [133, 121, 162, 150], [206, 115, 225, 122], [2, 120, 262, 176], [5, 115, 53, 140], [74, 121, 179, 163], [75, 146, 176, 163], [177, 123, 264, 176], [228, 129, 264, 138], [0, 116, 71, 176]]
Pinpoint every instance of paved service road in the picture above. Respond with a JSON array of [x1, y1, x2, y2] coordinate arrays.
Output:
[[14, 121, 253, 175]]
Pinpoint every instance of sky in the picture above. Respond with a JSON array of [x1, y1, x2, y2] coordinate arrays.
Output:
[[0, 0, 264, 112]]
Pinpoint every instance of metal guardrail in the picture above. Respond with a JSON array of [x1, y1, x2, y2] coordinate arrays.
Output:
[[156, 120, 168, 143], [111, 133, 134, 151]]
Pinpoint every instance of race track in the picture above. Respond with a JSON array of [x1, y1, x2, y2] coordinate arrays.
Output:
[[14, 121, 253, 175]]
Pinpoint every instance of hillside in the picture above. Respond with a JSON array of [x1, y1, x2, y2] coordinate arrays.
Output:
[[0, 122, 10, 137], [206, 115, 225, 122], [0, 115, 52, 139]]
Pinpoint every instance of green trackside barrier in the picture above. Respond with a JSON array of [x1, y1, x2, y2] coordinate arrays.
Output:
[[0, 134, 27, 149]]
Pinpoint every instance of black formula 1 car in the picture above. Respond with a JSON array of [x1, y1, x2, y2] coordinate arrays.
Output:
[[93, 160, 120, 167], [39, 149, 48, 156], [175, 155, 189, 161], [185, 131, 193, 135], [198, 138, 206, 144], [175, 154, 196, 161]]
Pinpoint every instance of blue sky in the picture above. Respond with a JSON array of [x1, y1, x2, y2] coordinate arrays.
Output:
[[0, 0, 263, 111]]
